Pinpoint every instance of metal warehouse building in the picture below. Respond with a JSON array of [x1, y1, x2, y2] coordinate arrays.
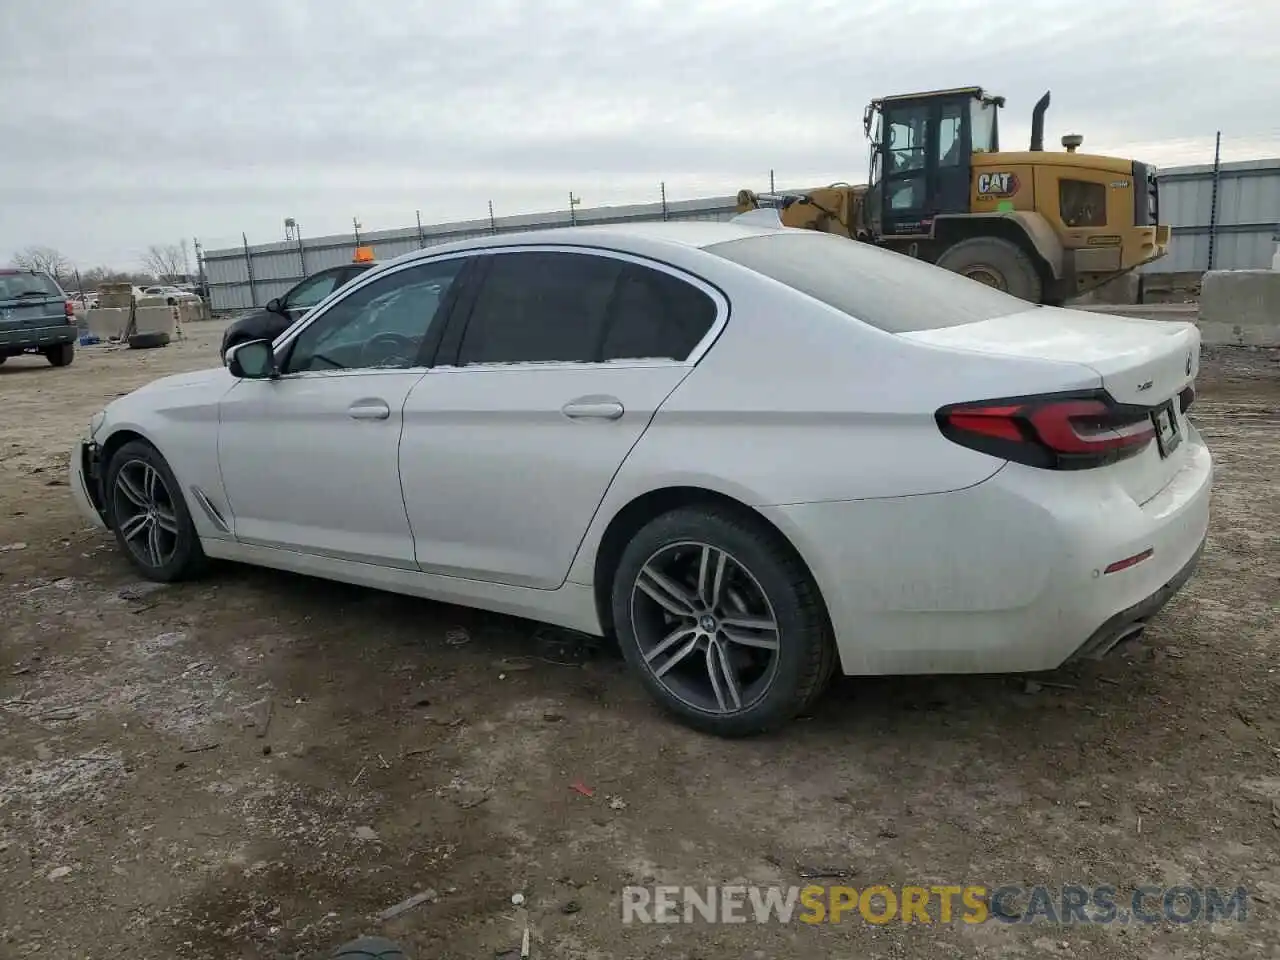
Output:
[[202, 158, 1280, 313]]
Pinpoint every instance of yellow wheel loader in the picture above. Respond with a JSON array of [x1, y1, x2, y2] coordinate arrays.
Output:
[[736, 87, 1171, 304]]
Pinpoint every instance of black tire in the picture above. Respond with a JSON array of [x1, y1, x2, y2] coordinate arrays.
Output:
[[45, 343, 74, 367], [128, 332, 170, 350], [611, 506, 835, 737], [936, 236, 1043, 303], [331, 938, 407, 959], [104, 440, 207, 582]]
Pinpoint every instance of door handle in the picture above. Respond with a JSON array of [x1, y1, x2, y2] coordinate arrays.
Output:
[[561, 398, 625, 421], [348, 399, 391, 420]]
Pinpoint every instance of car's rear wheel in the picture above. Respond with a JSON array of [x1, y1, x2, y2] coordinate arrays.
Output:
[[611, 506, 835, 737], [104, 440, 206, 582], [45, 343, 74, 367]]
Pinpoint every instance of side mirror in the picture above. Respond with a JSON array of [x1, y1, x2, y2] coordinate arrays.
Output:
[[265, 297, 284, 314], [227, 339, 278, 380]]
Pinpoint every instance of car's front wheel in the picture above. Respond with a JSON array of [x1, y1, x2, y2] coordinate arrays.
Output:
[[611, 506, 835, 737], [104, 440, 207, 582]]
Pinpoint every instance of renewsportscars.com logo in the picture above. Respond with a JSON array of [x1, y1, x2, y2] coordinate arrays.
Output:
[[621, 884, 1251, 926]]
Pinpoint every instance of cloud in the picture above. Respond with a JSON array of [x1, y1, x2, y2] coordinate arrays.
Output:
[[1, 0, 1276, 265]]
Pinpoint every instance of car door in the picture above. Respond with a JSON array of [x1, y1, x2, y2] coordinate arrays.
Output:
[[399, 247, 725, 589], [217, 255, 471, 567]]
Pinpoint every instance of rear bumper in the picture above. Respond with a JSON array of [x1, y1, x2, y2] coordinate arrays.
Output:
[[0, 323, 76, 352], [1065, 536, 1204, 662], [761, 425, 1213, 675]]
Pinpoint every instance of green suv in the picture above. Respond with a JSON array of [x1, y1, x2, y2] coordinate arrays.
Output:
[[0, 269, 77, 367]]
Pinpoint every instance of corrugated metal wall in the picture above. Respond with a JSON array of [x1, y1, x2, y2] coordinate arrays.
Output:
[[202, 158, 1280, 312], [1138, 158, 1280, 273], [202, 196, 740, 312]]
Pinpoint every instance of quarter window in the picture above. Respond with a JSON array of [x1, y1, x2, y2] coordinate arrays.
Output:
[[601, 265, 717, 361], [284, 258, 466, 373], [456, 251, 717, 365]]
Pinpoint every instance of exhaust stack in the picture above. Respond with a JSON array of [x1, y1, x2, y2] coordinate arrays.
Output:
[[1030, 91, 1051, 151]]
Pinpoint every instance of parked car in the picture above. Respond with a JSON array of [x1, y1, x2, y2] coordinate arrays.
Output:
[[0, 269, 77, 367], [69, 221, 1212, 736], [219, 261, 377, 360], [141, 285, 200, 306]]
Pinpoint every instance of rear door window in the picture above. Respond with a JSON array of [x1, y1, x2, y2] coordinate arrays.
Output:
[[287, 269, 344, 310], [705, 231, 1030, 332], [457, 251, 622, 365]]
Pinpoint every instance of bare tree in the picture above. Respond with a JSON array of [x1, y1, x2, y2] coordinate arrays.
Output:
[[82, 265, 149, 288], [12, 245, 71, 285], [142, 242, 188, 283]]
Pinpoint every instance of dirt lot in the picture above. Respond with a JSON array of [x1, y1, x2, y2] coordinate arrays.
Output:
[[2, 323, 1278, 959]]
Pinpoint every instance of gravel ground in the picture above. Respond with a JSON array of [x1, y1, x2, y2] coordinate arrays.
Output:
[[1, 325, 1278, 959]]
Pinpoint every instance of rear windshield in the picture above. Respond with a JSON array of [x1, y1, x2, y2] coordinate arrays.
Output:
[[0, 272, 63, 301], [705, 231, 1033, 333]]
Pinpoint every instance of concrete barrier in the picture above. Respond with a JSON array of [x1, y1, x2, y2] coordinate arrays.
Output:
[[1198, 270, 1280, 347], [134, 305, 178, 338], [178, 300, 208, 323], [84, 307, 128, 340]]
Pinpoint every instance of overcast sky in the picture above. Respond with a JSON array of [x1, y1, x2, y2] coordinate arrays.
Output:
[[2, 0, 1276, 268]]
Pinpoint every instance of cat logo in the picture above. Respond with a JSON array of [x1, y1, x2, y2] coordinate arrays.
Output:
[[976, 172, 1020, 197]]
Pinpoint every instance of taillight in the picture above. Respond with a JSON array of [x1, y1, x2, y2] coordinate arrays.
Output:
[[64, 300, 75, 318], [936, 392, 1156, 470]]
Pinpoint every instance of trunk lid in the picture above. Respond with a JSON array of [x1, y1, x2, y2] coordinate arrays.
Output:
[[902, 305, 1200, 505]]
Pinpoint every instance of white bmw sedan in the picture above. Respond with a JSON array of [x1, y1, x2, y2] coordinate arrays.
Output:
[[70, 220, 1212, 736]]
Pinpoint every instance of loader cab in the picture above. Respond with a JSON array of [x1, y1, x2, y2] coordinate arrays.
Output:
[[864, 86, 1003, 238]]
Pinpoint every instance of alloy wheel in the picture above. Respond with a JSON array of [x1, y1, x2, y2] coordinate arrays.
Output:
[[112, 459, 180, 570], [629, 541, 781, 715]]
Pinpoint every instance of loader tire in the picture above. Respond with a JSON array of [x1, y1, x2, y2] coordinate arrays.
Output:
[[128, 332, 171, 350], [936, 236, 1043, 303]]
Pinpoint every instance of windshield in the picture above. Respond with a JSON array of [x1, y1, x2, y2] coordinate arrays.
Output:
[[705, 231, 1030, 333], [0, 272, 63, 301]]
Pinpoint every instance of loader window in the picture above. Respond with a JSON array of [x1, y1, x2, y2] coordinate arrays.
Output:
[[886, 105, 928, 174], [971, 101, 997, 153], [937, 104, 965, 167]]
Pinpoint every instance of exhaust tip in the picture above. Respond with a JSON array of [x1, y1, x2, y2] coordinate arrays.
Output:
[[1030, 90, 1051, 152]]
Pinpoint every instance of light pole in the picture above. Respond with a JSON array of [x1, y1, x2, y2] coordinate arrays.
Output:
[[285, 218, 306, 275]]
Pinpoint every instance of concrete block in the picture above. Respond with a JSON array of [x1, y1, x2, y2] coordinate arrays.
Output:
[[134, 305, 178, 337], [85, 307, 128, 340], [135, 295, 169, 309], [178, 300, 207, 323], [1198, 270, 1280, 347]]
